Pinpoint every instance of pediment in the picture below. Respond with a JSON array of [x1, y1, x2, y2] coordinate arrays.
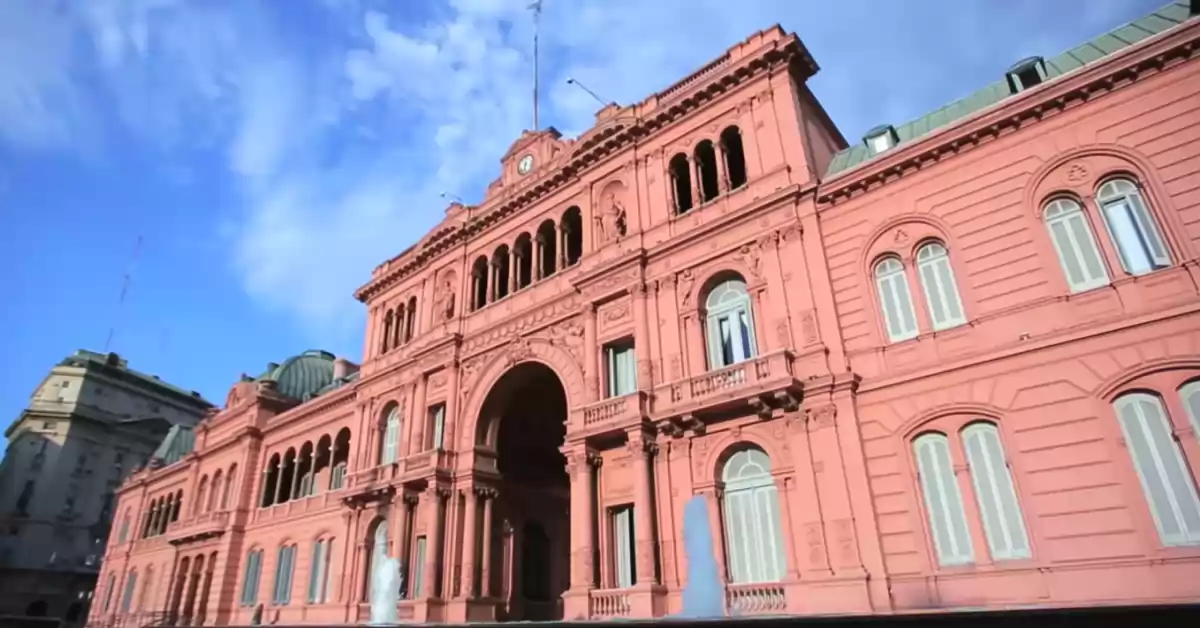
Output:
[[490, 128, 573, 198]]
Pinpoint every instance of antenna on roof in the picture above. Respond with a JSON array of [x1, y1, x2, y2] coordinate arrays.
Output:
[[440, 192, 464, 204], [566, 77, 608, 107], [529, 0, 544, 130], [103, 235, 143, 353]]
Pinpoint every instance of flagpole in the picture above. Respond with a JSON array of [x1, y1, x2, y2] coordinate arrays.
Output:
[[530, 0, 543, 130]]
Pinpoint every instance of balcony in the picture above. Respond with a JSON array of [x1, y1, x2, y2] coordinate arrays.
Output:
[[166, 510, 229, 545], [589, 588, 632, 619], [576, 391, 651, 437], [403, 448, 455, 479], [252, 490, 345, 523], [653, 350, 802, 422], [726, 582, 787, 615]]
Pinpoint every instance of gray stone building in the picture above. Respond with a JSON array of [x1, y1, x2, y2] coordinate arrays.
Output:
[[0, 350, 212, 621]]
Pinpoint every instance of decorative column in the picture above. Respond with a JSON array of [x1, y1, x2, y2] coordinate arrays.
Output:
[[412, 376, 428, 455], [424, 487, 445, 599], [509, 248, 519, 292], [715, 143, 730, 193], [559, 224, 569, 269], [630, 281, 654, 391], [566, 447, 599, 591], [534, 234, 545, 280], [478, 487, 497, 598], [628, 432, 658, 585], [582, 303, 599, 401], [444, 361, 460, 451], [487, 260, 496, 303], [459, 486, 479, 598]]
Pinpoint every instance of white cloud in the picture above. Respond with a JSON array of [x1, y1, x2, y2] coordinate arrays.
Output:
[[0, 0, 1168, 341]]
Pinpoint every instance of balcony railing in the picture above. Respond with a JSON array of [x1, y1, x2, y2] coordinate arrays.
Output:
[[578, 391, 649, 435], [726, 582, 787, 615], [404, 448, 454, 477], [653, 349, 801, 419], [166, 510, 229, 543], [589, 588, 632, 618]]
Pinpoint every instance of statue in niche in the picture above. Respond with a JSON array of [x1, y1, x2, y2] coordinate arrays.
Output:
[[595, 192, 627, 243], [437, 276, 456, 321]]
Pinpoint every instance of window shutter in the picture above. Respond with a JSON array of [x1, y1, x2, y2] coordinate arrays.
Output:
[[962, 424, 1030, 560], [1115, 394, 1200, 546], [914, 434, 974, 566]]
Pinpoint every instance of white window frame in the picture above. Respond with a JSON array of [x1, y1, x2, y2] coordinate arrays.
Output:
[[411, 536, 428, 597], [428, 404, 446, 451], [915, 242, 967, 331], [308, 539, 333, 604], [704, 279, 757, 369], [329, 462, 347, 490], [1180, 381, 1200, 443], [611, 506, 636, 588], [382, 408, 401, 465], [874, 257, 918, 342], [1043, 197, 1110, 292], [273, 545, 296, 605], [961, 423, 1031, 560], [720, 449, 786, 583], [914, 433, 975, 566], [1113, 393, 1200, 547], [1096, 178, 1170, 276], [605, 341, 638, 398]]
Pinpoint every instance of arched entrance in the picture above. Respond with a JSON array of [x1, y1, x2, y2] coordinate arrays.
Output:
[[476, 361, 570, 622]]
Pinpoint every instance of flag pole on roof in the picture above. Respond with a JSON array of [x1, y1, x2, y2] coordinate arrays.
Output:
[[529, 0, 544, 130]]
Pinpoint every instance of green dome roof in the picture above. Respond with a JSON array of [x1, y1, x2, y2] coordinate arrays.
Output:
[[263, 350, 337, 400]]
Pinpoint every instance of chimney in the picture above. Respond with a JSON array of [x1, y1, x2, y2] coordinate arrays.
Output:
[[333, 358, 359, 380]]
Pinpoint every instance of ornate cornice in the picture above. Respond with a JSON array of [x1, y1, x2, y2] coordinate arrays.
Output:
[[817, 20, 1200, 206], [355, 33, 814, 304]]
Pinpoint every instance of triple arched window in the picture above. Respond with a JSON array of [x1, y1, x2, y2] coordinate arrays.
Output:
[[875, 241, 967, 343], [913, 422, 1030, 567], [704, 277, 758, 369], [720, 447, 787, 583], [1043, 177, 1171, 293], [1113, 385, 1200, 547]]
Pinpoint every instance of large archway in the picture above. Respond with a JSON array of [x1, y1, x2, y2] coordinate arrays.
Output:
[[476, 361, 570, 622]]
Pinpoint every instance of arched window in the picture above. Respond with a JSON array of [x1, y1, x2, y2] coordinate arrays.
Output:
[[720, 126, 747, 190], [272, 544, 297, 605], [669, 154, 693, 214], [102, 572, 117, 612], [1113, 392, 1200, 546], [1181, 381, 1200, 438], [1043, 197, 1109, 292], [1096, 178, 1170, 276], [874, 257, 918, 342], [913, 433, 974, 566], [195, 476, 208, 516], [365, 518, 389, 597], [381, 310, 394, 353], [720, 448, 786, 583], [961, 423, 1030, 560], [915, 243, 966, 330], [209, 470, 223, 511], [381, 406, 401, 465], [240, 549, 263, 607], [695, 140, 720, 203], [117, 513, 130, 543], [120, 570, 137, 613], [704, 277, 756, 369], [138, 565, 154, 611], [405, 296, 418, 341]]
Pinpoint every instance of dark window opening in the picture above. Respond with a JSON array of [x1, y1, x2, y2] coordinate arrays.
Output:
[[405, 296, 417, 342], [562, 207, 583, 267], [695, 141, 720, 202], [535, 221, 557, 280], [669, 154, 693, 214], [493, 246, 511, 300], [1006, 56, 1046, 93], [515, 235, 534, 289], [380, 310, 393, 353], [720, 126, 747, 190], [471, 256, 489, 310]]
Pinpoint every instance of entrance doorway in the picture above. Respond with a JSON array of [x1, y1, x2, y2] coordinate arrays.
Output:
[[477, 361, 570, 622]]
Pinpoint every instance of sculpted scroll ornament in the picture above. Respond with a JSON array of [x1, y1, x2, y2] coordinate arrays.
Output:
[[504, 336, 535, 367]]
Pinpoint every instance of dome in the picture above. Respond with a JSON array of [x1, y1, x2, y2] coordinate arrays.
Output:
[[264, 350, 337, 400]]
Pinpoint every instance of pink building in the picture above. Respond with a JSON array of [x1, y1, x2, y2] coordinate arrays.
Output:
[[91, 2, 1200, 626]]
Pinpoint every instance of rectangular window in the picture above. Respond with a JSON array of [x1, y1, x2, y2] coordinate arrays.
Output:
[[427, 404, 446, 450], [120, 572, 137, 613], [320, 539, 334, 603], [411, 536, 427, 598], [272, 546, 295, 605], [383, 419, 400, 465], [241, 550, 262, 606], [103, 573, 116, 612], [307, 540, 325, 604], [610, 506, 636, 588], [604, 341, 637, 398], [117, 518, 129, 543]]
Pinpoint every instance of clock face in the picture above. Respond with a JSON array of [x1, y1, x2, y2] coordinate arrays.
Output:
[[518, 154, 534, 175]]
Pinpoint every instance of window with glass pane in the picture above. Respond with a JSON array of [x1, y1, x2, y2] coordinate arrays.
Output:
[[605, 341, 637, 397], [914, 433, 974, 566], [103, 573, 116, 612], [307, 540, 325, 603], [241, 550, 262, 606], [874, 257, 918, 342], [273, 545, 295, 604], [382, 408, 401, 465], [961, 423, 1030, 560], [1043, 198, 1109, 292], [411, 536, 427, 597], [611, 506, 636, 588], [120, 572, 137, 612], [117, 517, 129, 543], [705, 278, 756, 369], [1113, 393, 1200, 546], [1181, 382, 1200, 441], [329, 463, 346, 490], [721, 448, 786, 583], [427, 404, 446, 450], [916, 243, 966, 330], [1097, 179, 1170, 276]]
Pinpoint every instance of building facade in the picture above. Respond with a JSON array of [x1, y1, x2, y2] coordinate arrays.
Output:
[[92, 2, 1200, 626], [0, 350, 212, 621]]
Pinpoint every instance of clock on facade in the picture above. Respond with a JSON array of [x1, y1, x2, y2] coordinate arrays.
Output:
[[517, 154, 534, 175]]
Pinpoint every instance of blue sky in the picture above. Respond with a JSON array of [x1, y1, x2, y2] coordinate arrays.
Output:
[[0, 0, 1164, 436]]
